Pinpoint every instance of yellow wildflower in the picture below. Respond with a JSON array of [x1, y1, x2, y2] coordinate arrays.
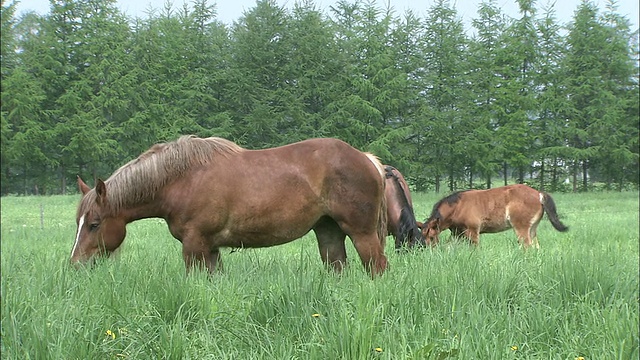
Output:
[[105, 329, 116, 340], [510, 346, 518, 351], [374, 347, 383, 353], [312, 313, 321, 318], [576, 357, 585, 360]]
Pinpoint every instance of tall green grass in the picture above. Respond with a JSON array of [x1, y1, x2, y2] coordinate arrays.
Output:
[[1, 192, 638, 359]]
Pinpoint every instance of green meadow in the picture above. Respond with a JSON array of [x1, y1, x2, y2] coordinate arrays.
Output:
[[1, 192, 638, 359]]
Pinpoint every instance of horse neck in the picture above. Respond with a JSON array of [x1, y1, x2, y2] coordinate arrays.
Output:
[[434, 204, 456, 228], [395, 175, 413, 208], [389, 175, 413, 211], [103, 183, 167, 223], [118, 201, 165, 223]]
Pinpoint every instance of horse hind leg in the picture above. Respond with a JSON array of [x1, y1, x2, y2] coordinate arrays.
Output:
[[530, 224, 540, 249], [529, 213, 543, 249], [515, 206, 544, 249], [335, 218, 388, 277], [513, 217, 541, 249], [350, 233, 388, 277], [513, 226, 532, 248], [313, 217, 348, 273]]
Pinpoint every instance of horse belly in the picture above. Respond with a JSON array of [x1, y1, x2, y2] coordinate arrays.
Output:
[[480, 221, 511, 234], [217, 228, 311, 248], [215, 204, 322, 248]]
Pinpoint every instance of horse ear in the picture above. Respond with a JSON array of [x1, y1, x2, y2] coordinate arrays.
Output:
[[77, 176, 91, 195], [416, 221, 423, 229], [95, 179, 107, 204]]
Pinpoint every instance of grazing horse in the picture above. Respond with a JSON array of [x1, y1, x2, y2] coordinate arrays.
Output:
[[384, 165, 425, 249], [422, 184, 568, 248], [71, 136, 389, 277]]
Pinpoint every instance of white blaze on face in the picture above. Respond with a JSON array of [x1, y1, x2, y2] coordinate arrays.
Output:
[[72, 214, 85, 257]]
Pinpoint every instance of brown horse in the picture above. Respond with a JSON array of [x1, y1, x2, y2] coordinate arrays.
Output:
[[71, 136, 389, 277], [384, 165, 425, 249], [421, 184, 568, 247]]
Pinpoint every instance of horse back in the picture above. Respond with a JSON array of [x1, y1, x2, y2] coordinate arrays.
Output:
[[160, 138, 384, 246], [449, 184, 542, 232]]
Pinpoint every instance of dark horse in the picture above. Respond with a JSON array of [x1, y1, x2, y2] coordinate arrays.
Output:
[[422, 184, 568, 247], [384, 166, 425, 249], [71, 136, 389, 277]]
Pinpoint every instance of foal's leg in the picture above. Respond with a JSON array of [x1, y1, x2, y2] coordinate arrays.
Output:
[[530, 218, 542, 249], [450, 227, 462, 243], [512, 219, 536, 248], [464, 227, 481, 246], [530, 229, 540, 249], [512, 214, 541, 248], [513, 226, 532, 248], [313, 218, 348, 273]]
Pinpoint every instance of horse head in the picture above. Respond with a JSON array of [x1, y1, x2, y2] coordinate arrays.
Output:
[[421, 218, 441, 246], [70, 177, 126, 266]]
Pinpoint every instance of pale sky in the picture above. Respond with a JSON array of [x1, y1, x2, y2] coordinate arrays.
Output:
[[12, 0, 640, 31]]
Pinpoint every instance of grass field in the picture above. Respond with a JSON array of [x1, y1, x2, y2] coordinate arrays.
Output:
[[1, 192, 638, 359]]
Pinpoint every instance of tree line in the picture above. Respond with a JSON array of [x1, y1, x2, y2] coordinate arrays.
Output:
[[1, 0, 638, 195]]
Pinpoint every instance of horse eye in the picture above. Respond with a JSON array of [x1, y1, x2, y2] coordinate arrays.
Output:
[[89, 223, 99, 231]]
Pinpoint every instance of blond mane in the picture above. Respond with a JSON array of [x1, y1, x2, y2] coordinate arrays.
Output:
[[79, 135, 243, 215]]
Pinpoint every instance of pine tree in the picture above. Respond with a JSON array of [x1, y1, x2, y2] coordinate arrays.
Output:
[[227, 0, 292, 148], [2, 9, 53, 193], [419, 0, 470, 192], [495, 0, 539, 185], [590, 0, 639, 190], [535, 3, 570, 191], [468, 0, 508, 189], [280, 0, 344, 142], [327, 0, 394, 150], [563, 1, 610, 191], [384, 10, 426, 179]]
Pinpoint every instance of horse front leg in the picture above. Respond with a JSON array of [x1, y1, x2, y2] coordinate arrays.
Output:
[[464, 227, 480, 246], [182, 237, 222, 274]]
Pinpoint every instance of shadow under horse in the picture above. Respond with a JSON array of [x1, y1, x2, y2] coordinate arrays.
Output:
[[384, 165, 425, 250], [71, 136, 389, 277], [422, 184, 568, 248]]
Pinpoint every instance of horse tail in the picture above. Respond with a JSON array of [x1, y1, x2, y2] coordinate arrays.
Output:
[[540, 192, 569, 232], [378, 188, 388, 249], [364, 153, 387, 248]]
